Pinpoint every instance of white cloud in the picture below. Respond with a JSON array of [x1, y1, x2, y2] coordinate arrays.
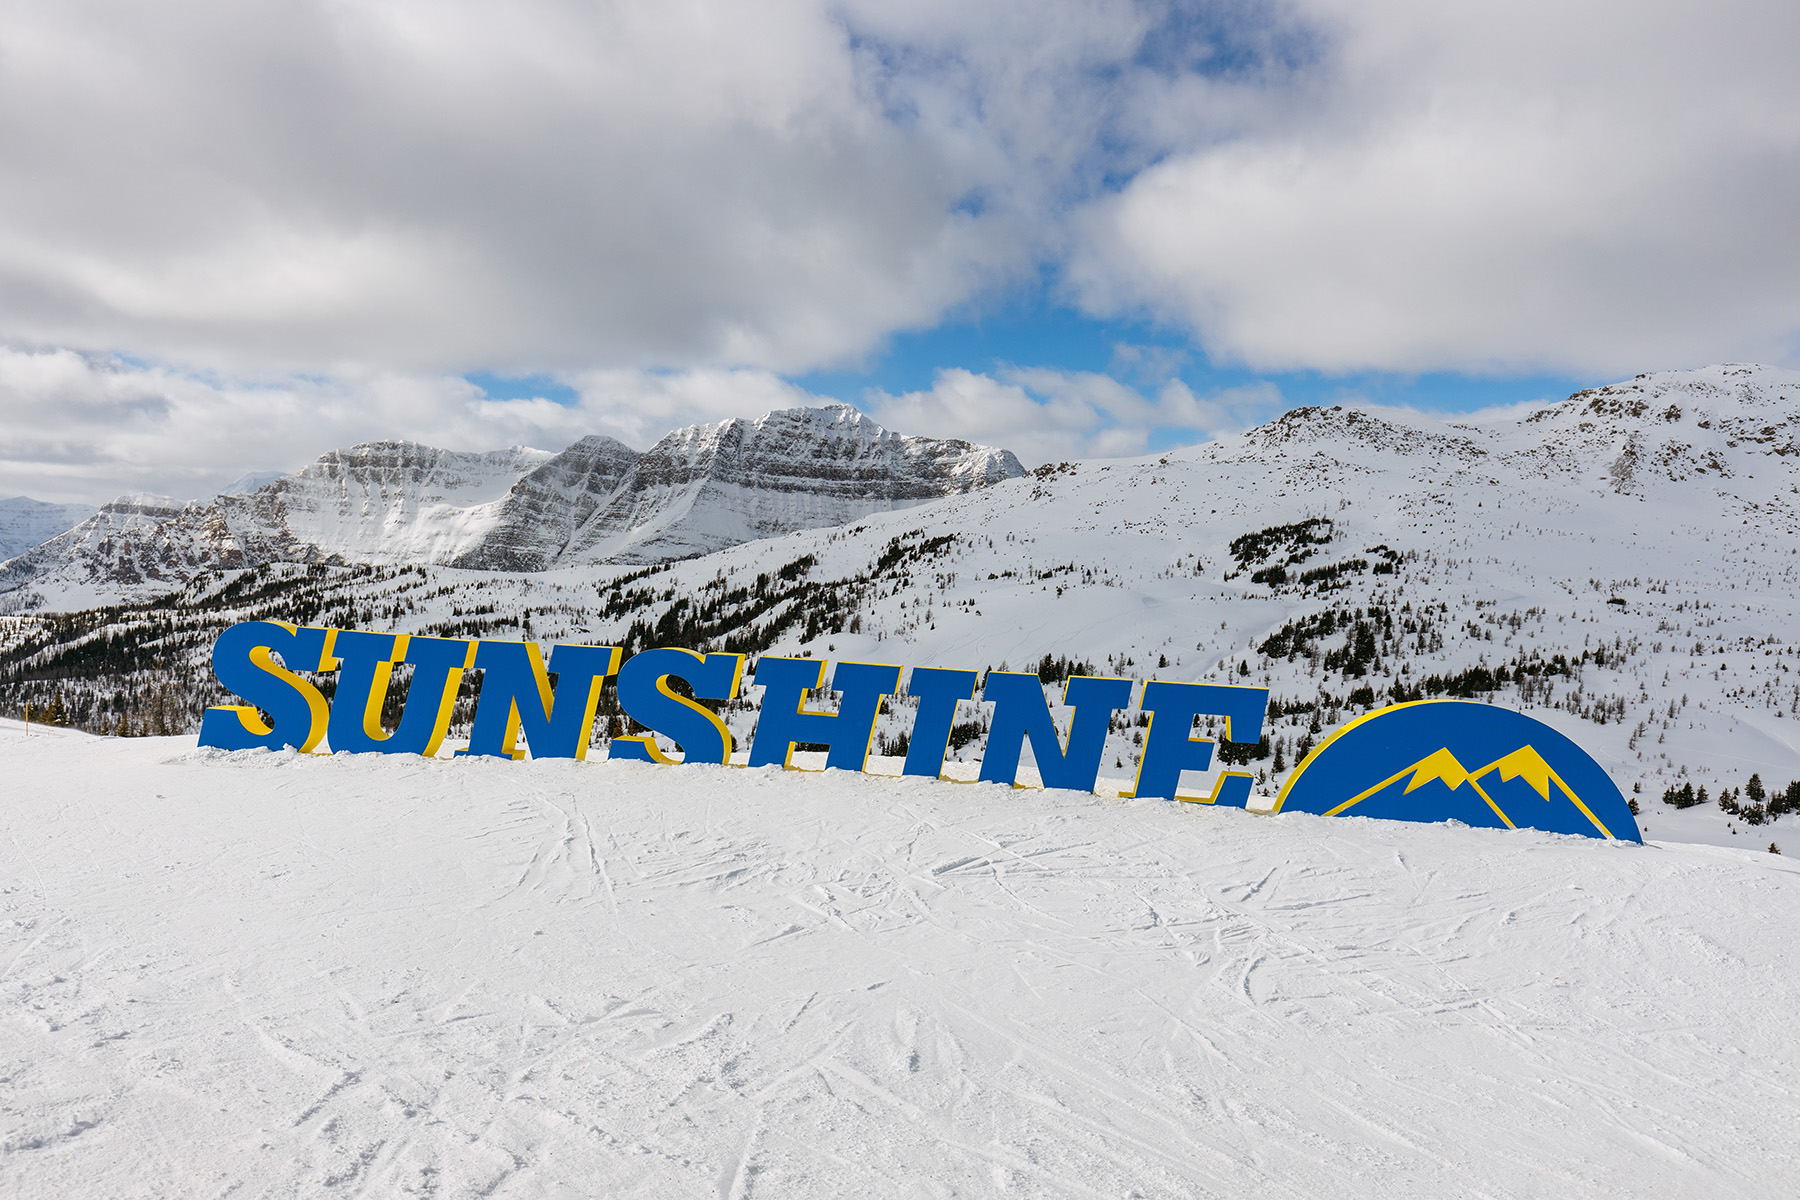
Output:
[[0, 348, 819, 503], [861, 366, 1282, 466], [563, 368, 820, 449], [0, 347, 1273, 503], [1074, 0, 1800, 375], [2, 0, 1793, 478], [0, 0, 1205, 375]]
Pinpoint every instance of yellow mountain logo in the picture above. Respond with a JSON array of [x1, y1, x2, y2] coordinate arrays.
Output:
[[1327, 744, 1616, 838], [1482, 746, 1562, 801], [1397, 747, 1478, 794]]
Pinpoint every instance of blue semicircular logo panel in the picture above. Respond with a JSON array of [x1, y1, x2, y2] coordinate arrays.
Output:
[[1275, 700, 1640, 842]]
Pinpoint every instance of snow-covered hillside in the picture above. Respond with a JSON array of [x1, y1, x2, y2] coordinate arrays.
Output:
[[3, 724, 1796, 1196], [2, 364, 1798, 845], [0, 496, 94, 561], [0, 406, 1024, 605]]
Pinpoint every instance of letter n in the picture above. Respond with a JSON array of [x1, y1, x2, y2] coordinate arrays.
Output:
[[459, 641, 622, 760], [978, 672, 1132, 792]]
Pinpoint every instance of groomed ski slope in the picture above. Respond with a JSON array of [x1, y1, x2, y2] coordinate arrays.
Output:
[[3, 722, 1798, 1198]]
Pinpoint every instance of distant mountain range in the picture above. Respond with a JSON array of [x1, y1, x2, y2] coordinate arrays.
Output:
[[0, 496, 97, 562], [0, 404, 1024, 608]]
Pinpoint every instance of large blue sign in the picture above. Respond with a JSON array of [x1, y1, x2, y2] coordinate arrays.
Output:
[[197, 621, 1639, 842]]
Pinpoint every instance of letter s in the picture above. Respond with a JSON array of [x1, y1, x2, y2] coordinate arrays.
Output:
[[197, 621, 336, 752], [609, 647, 743, 765]]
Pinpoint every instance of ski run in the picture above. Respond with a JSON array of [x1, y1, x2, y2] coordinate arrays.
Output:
[[3, 724, 1798, 1197]]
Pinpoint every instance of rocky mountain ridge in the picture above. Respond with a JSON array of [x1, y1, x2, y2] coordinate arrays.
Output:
[[0, 405, 1025, 608]]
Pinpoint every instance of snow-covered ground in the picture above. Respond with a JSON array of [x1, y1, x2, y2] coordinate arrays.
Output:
[[5, 720, 1797, 1197]]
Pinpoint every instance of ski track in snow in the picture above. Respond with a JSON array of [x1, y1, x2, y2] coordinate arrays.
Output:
[[2, 729, 1798, 1197]]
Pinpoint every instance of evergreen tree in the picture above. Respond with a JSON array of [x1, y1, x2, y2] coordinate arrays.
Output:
[[1662, 782, 1700, 808], [1747, 773, 1766, 805]]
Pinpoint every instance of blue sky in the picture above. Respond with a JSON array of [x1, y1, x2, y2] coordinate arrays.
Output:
[[792, 306, 1599, 421], [471, 298, 1600, 459]]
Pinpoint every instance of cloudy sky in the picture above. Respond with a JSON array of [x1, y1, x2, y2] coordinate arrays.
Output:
[[2, 0, 1796, 502]]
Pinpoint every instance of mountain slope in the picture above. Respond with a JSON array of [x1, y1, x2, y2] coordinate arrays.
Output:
[[0, 495, 224, 610], [260, 440, 555, 565], [450, 434, 644, 571], [0, 496, 96, 561]]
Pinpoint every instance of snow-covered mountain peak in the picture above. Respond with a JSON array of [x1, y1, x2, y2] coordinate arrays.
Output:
[[557, 404, 1026, 563], [1227, 404, 1489, 465], [240, 440, 558, 567], [448, 434, 646, 572], [280, 440, 555, 504], [0, 406, 1025, 604], [646, 403, 895, 465], [1508, 364, 1799, 438], [557, 432, 641, 456], [1485, 365, 1800, 492], [1195, 365, 1800, 502]]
